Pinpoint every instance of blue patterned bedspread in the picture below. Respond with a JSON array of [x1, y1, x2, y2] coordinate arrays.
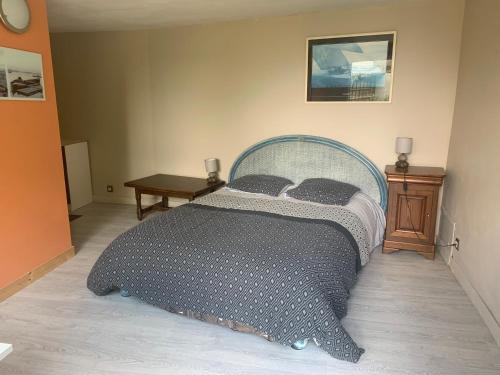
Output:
[[87, 194, 366, 362]]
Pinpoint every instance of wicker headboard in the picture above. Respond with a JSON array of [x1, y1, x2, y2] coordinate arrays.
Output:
[[229, 135, 387, 210]]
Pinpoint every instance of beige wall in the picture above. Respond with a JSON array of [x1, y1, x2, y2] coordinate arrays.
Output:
[[51, 0, 464, 203], [441, 0, 500, 344], [51, 31, 155, 201]]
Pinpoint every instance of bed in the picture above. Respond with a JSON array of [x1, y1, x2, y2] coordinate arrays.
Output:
[[87, 135, 387, 363]]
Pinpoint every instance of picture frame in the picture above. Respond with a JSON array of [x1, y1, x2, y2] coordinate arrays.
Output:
[[306, 32, 396, 103], [0, 46, 45, 101]]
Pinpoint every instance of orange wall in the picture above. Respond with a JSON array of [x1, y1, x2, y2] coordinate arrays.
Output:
[[0, 0, 71, 288]]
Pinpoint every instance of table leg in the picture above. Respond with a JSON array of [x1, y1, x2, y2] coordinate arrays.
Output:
[[162, 196, 169, 209], [135, 189, 143, 220]]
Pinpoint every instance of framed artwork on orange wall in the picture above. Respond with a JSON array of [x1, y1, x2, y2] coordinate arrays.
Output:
[[0, 46, 45, 101]]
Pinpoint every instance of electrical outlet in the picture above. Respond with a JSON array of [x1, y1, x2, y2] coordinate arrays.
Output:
[[455, 238, 460, 251], [106, 185, 114, 193]]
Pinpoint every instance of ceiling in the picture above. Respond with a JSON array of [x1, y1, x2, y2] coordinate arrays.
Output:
[[46, 0, 394, 33]]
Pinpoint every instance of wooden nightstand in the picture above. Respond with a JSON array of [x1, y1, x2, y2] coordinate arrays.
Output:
[[383, 166, 446, 259]]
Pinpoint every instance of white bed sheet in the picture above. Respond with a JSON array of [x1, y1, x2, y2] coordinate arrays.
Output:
[[344, 192, 386, 252]]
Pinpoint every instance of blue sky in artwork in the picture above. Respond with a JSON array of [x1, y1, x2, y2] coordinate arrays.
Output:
[[311, 41, 389, 88]]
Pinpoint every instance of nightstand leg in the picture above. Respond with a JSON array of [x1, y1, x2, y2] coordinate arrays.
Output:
[[418, 251, 435, 260], [135, 189, 143, 220], [382, 246, 399, 254], [161, 196, 169, 209]]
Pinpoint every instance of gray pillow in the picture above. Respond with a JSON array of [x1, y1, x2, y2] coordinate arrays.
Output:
[[286, 178, 360, 206], [227, 174, 293, 197]]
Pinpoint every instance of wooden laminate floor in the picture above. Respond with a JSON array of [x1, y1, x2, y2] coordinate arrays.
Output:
[[1, 203, 499, 375]]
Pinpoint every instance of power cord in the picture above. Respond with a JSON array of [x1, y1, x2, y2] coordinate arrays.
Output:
[[437, 241, 460, 249]]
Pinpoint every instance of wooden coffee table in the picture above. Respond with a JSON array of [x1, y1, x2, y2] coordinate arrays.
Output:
[[124, 174, 225, 220]]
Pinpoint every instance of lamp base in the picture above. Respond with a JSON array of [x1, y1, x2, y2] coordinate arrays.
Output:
[[207, 172, 219, 183], [395, 153, 409, 171], [395, 160, 409, 171]]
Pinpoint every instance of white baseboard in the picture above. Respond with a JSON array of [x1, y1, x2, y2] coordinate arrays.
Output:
[[93, 194, 185, 208], [450, 255, 500, 347]]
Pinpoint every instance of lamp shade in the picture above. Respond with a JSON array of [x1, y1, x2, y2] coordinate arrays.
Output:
[[395, 137, 413, 154], [204, 158, 219, 173]]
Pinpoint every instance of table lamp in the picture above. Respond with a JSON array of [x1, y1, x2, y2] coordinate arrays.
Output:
[[395, 137, 413, 171], [205, 158, 219, 183]]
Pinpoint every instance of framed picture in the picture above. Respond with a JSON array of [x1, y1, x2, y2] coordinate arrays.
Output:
[[0, 46, 45, 101], [306, 32, 396, 102]]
